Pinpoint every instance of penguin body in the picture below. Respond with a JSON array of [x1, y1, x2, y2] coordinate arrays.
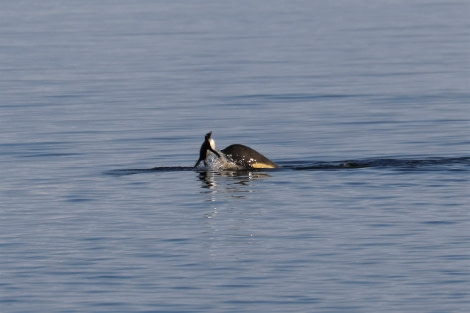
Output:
[[194, 131, 221, 168]]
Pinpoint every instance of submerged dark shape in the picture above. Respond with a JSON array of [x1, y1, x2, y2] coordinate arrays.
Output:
[[221, 144, 279, 169], [193, 131, 279, 169]]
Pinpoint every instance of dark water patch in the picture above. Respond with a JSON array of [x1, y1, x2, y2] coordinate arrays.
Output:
[[0, 141, 82, 159], [65, 198, 94, 203], [106, 156, 469, 176], [422, 220, 458, 225], [290, 156, 470, 171], [222, 92, 366, 105], [20, 153, 82, 158], [373, 92, 470, 105], [104, 166, 194, 176]]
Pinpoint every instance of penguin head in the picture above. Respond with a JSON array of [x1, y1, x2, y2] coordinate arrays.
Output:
[[205, 131, 217, 151]]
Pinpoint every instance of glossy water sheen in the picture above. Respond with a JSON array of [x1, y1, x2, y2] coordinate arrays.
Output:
[[1, 1, 469, 312]]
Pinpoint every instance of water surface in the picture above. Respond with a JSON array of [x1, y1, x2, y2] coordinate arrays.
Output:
[[1, 1, 469, 312]]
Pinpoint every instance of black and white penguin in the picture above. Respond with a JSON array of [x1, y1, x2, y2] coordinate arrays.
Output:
[[194, 131, 221, 168], [194, 131, 279, 169]]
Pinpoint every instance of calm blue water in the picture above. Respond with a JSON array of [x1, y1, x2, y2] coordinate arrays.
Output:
[[1, 1, 469, 312]]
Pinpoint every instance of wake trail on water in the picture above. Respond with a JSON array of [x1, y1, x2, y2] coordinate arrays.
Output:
[[105, 156, 470, 176], [287, 156, 470, 171]]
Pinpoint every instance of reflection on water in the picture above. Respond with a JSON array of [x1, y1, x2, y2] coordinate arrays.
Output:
[[197, 170, 272, 193]]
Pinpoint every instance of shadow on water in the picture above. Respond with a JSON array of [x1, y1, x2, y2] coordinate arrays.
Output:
[[104, 156, 470, 176]]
